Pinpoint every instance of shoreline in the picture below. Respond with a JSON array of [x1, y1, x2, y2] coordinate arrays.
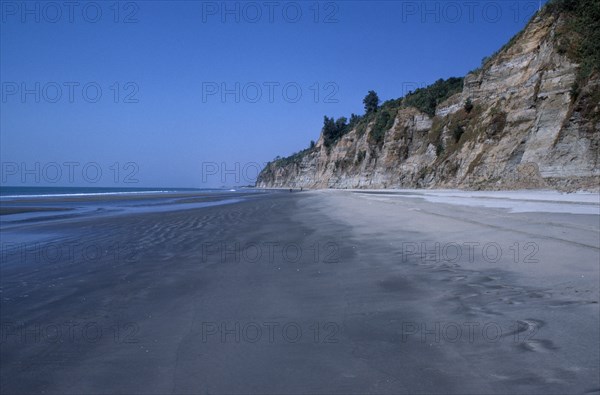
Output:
[[258, 187, 600, 214], [0, 190, 269, 227], [1, 190, 598, 394]]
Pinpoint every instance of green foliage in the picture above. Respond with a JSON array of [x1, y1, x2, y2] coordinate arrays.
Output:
[[369, 108, 397, 146], [380, 98, 402, 109], [464, 98, 474, 113], [355, 118, 368, 137], [452, 125, 465, 142], [545, 0, 580, 14], [545, 0, 600, 82], [349, 113, 362, 127], [310, 140, 316, 149], [335, 158, 353, 170], [467, 6, 536, 75], [335, 117, 348, 133], [310, 78, 463, 151], [486, 107, 507, 137], [428, 118, 445, 146], [402, 77, 464, 116], [356, 150, 366, 164], [363, 90, 380, 114], [436, 142, 444, 156], [322, 116, 335, 146], [270, 147, 312, 168], [322, 116, 349, 147], [265, 0, 600, 176]]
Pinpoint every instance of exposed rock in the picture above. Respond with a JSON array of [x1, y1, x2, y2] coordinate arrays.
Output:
[[257, 9, 599, 192]]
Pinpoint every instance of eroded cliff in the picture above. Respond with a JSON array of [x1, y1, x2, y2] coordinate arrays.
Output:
[[257, 2, 599, 191]]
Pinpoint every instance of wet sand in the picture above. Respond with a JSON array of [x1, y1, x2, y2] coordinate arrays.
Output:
[[1, 190, 598, 394], [0, 207, 73, 216]]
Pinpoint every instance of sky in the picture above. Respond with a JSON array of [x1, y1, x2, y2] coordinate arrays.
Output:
[[0, 0, 549, 188]]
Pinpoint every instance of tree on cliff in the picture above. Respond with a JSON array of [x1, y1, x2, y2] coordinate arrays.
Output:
[[363, 91, 379, 114], [322, 116, 348, 147]]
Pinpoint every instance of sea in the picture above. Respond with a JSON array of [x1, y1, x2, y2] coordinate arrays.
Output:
[[0, 186, 225, 198], [0, 186, 265, 231]]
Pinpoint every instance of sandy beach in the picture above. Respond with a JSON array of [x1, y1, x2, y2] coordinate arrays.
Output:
[[1, 190, 598, 394]]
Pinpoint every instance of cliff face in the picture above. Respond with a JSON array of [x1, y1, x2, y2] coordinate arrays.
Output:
[[257, 7, 600, 191]]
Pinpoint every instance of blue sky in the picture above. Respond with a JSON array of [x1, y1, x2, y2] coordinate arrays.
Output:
[[1, 0, 548, 187]]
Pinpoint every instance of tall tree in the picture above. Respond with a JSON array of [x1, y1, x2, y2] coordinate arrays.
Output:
[[363, 91, 379, 114]]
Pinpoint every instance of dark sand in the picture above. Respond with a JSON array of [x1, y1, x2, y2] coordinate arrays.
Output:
[[0, 207, 73, 216], [1, 191, 598, 394]]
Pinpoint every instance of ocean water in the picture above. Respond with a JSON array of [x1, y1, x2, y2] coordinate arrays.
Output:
[[0, 186, 264, 229], [0, 186, 217, 198]]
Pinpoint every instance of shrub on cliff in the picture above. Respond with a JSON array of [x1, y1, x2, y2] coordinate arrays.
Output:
[[464, 98, 474, 113], [546, 0, 600, 82], [403, 77, 464, 116], [368, 108, 396, 146], [453, 125, 465, 142]]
